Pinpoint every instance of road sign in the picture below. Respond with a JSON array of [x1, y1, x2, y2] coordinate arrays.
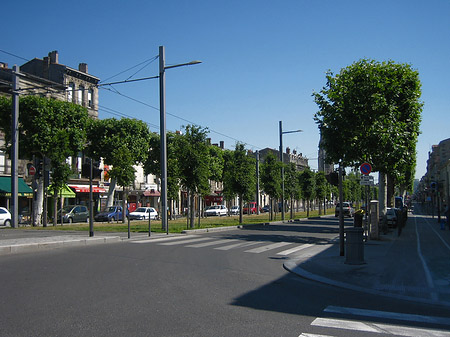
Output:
[[28, 165, 36, 176], [360, 175, 374, 186], [360, 162, 372, 175]]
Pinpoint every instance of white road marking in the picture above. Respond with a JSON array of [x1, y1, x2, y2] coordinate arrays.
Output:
[[277, 244, 313, 256], [131, 235, 199, 244], [415, 216, 439, 301], [214, 241, 261, 250], [186, 239, 239, 248], [312, 317, 450, 336], [325, 305, 450, 326], [299, 334, 334, 337], [159, 237, 211, 245], [311, 317, 380, 333], [244, 241, 292, 253]]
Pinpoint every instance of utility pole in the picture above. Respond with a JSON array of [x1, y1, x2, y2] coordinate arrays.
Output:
[[256, 150, 260, 215], [11, 65, 19, 228], [279, 121, 285, 221], [338, 162, 344, 256]]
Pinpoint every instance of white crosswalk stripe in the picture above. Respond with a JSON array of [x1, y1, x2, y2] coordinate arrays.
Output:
[[186, 239, 239, 248], [301, 306, 450, 337], [244, 241, 292, 253], [131, 235, 314, 256], [277, 244, 313, 256], [159, 237, 211, 245], [132, 235, 199, 244], [214, 241, 261, 250], [311, 317, 450, 336]]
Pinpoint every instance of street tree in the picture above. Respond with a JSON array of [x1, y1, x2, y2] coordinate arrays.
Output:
[[177, 125, 211, 228], [315, 171, 328, 215], [86, 118, 150, 222], [0, 96, 89, 226], [143, 132, 182, 223], [298, 168, 315, 217], [313, 59, 422, 213], [222, 143, 255, 224], [260, 152, 282, 221], [284, 162, 300, 219]]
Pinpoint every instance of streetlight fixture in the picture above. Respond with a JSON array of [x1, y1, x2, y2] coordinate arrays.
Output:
[[159, 46, 201, 235], [279, 121, 303, 222]]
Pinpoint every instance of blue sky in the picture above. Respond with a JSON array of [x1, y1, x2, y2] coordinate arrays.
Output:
[[2, 0, 449, 180]]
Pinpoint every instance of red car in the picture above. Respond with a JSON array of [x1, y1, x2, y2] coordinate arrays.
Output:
[[243, 202, 260, 214]]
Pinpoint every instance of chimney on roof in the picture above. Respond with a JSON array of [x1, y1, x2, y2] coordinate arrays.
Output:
[[79, 63, 88, 73], [49, 50, 59, 64], [293, 149, 297, 155], [220, 141, 224, 149], [286, 147, 290, 154]]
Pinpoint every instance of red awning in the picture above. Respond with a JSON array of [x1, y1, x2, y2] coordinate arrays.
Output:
[[69, 185, 106, 193], [143, 189, 160, 197]]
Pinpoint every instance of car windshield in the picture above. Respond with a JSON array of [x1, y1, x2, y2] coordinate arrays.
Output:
[[106, 207, 117, 212], [61, 206, 74, 212], [210, 206, 220, 210], [386, 209, 396, 215], [135, 208, 147, 213], [232, 206, 238, 209]]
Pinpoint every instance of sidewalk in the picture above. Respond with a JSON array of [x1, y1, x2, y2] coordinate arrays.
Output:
[[284, 212, 450, 308]]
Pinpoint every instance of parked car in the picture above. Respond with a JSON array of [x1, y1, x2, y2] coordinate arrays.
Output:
[[243, 202, 260, 214], [386, 207, 398, 227], [0, 207, 11, 226], [94, 206, 126, 222], [204, 205, 228, 217], [57, 205, 89, 223], [230, 206, 240, 215], [261, 205, 271, 213], [129, 207, 158, 220], [335, 202, 354, 217]]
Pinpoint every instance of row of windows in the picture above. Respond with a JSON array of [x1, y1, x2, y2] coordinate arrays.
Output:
[[67, 83, 94, 108]]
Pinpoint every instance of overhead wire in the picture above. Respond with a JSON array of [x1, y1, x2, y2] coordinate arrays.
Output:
[[99, 55, 159, 83], [99, 85, 262, 150]]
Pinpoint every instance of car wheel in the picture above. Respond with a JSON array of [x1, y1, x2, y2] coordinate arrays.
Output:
[[4, 219, 10, 227]]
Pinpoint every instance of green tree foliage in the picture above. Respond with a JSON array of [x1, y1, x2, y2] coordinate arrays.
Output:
[[0, 96, 89, 225], [314, 171, 327, 215], [177, 125, 211, 228], [299, 168, 315, 217], [284, 162, 300, 219], [313, 59, 423, 190], [222, 143, 255, 224], [86, 118, 150, 221], [260, 152, 282, 220]]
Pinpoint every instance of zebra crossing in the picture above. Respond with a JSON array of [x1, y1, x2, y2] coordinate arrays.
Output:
[[298, 306, 450, 337], [130, 234, 324, 257]]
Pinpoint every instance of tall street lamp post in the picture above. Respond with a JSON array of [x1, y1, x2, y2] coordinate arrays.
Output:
[[159, 46, 201, 234], [279, 121, 302, 222]]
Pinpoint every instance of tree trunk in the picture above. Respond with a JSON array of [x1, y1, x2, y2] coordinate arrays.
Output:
[[106, 177, 116, 207], [189, 192, 195, 228], [239, 194, 243, 224], [379, 172, 387, 217], [32, 178, 44, 226]]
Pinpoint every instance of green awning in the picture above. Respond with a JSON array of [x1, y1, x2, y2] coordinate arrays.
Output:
[[0, 176, 33, 197], [47, 184, 76, 198]]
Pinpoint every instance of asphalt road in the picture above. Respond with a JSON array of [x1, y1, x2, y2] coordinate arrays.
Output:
[[1, 217, 450, 336]]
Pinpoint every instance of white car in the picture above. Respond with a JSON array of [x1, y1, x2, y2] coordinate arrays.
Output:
[[0, 207, 11, 226], [231, 206, 239, 215], [129, 207, 158, 220], [204, 205, 228, 217]]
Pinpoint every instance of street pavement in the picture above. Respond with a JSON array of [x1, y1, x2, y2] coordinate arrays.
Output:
[[1, 206, 450, 309]]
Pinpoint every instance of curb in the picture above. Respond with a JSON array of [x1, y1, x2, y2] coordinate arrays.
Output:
[[0, 236, 121, 256]]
